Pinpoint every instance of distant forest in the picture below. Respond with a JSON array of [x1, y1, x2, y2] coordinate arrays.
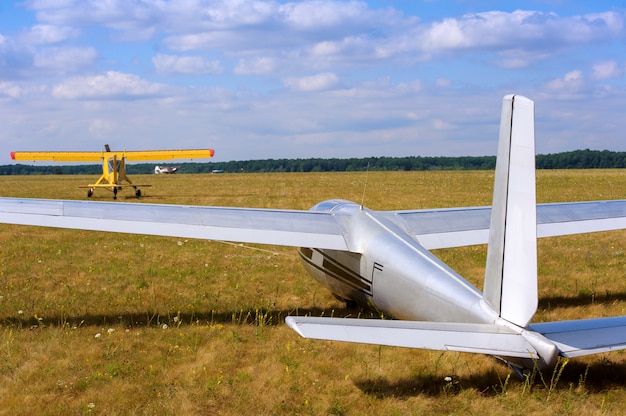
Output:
[[1, 149, 625, 175]]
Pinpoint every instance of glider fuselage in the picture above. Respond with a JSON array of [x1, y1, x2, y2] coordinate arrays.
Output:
[[298, 199, 498, 324]]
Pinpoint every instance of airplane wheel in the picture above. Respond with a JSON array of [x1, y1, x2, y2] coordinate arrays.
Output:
[[113, 187, 118, 200], [87, 188, 93, 198], [135, 189, 141, 197]]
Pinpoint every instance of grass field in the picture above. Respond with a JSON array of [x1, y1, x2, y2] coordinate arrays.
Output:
[[0, 170, 625, 415]]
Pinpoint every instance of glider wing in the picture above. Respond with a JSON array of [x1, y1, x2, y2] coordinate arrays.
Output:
[[386, 200, 626, 250], [0, 198, 348, 251]]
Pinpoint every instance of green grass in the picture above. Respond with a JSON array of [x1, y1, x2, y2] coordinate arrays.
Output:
[[0, 170, 625, 415]]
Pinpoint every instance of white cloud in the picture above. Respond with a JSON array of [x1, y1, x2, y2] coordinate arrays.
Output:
[[545, 70, 586, 97], [280, 0, 372, 29], [401, 10, 625, 64], [52, 71, 167, 99], [284, 72, 339, 91], [564, 12, 624, 41], [311, 41, 342, 56], [432, 119, 454, 130], [495, 49, 550, 69], [88, 118, 117, 134], [163, 33, 217, 52], [152, 54, 222, 75], [0, 82, 22, 98], [436, 78, 452, 88], [490, 11, 617, 47], [393, 79, 422, 95], [20, 24, 78, 44], [592, 60, 624, 80], [33, 46, 97, 72], [423, 17, 472, 51], [234, 57, 277, 75]]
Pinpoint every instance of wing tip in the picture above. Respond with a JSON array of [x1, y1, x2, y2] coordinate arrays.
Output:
[[285, 316, 304, 337]]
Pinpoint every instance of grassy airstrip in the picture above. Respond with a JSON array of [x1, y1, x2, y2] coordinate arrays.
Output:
[[0, 170, 625, 415]]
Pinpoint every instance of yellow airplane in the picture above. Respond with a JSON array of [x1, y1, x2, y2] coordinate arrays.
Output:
[[10, 145, 215, 199]]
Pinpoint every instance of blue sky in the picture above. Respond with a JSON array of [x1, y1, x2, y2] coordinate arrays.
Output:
[[1, 1, 625, 165]]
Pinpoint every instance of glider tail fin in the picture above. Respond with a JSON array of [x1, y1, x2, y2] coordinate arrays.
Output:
[[483, 95, 538, 327]]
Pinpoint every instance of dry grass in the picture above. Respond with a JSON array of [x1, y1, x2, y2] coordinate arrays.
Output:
[[0, 169, 625, 415]]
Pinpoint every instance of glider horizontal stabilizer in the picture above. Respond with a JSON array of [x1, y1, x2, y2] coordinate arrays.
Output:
[[285, 316, 537, 358], [531, 316, 626, 358]]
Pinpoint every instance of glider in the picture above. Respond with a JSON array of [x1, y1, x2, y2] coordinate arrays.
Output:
[[10, 145, 214, 198], [1, 95, 625, 373]]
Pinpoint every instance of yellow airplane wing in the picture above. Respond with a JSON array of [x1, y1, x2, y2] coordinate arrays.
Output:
[[11, 149, 215, 162], [121, 149, 215, 161], [11, 151, 107, 162]]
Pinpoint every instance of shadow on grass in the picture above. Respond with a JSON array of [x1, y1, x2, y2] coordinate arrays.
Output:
[[553, 358, 626, 392], [5, 290, 626, 330], [353, 357, 626, 398], [353, 368, 504, 398], [539, 290, 626, 309], [0, 304, 377, 330]]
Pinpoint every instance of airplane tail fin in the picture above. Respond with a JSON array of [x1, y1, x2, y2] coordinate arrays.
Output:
[[483, 95, 537, 327]]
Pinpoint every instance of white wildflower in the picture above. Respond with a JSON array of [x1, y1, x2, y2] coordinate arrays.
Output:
[[94, 333, 102, 338]]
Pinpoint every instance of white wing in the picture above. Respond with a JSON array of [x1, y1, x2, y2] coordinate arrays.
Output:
[[386, 200, 626, 250], [0, 198, 349, 251], [2, 198, 625, 252]]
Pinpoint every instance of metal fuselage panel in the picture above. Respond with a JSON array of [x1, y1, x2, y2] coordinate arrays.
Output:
[[298, 200, 498, 324]]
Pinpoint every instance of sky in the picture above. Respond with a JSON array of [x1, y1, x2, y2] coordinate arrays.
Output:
[[1, 0, 625, 165]]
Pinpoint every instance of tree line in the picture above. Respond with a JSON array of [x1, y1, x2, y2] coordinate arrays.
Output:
[[1, 149, 625, 175]]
